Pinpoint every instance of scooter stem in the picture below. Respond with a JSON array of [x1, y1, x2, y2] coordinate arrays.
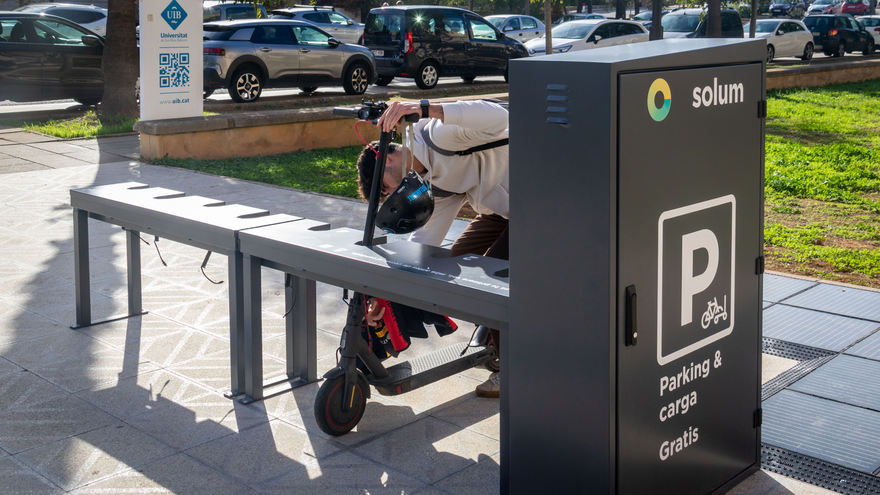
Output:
[[363, 129, 393, 247]]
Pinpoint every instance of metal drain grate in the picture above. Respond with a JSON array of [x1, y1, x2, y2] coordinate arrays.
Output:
[[763, 337, 835, 361], [762, 353, 835, 401], [762, 444, 880, 495]]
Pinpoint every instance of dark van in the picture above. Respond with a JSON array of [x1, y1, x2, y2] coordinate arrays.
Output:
[[363, 5, 528, 89]]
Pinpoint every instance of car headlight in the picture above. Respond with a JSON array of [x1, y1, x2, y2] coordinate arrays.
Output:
[[554, 45, 572, 53]]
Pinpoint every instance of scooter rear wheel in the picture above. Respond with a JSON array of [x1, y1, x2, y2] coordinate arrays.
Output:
[[315, 374, 368, 436]]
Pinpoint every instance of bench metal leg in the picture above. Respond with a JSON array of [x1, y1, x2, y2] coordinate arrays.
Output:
[[241, 253, 263, 404], [126, 228, 142, 316], [225, 251, 246, 398], [286, 274, 317, 384], [71, 223, 147, 330], [73, 208, 91, 328]]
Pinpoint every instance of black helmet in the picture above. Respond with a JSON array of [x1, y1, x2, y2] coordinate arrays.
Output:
[[376, 172, 434, 234]]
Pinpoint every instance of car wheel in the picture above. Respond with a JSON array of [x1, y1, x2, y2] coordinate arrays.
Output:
[[229, 67, 263, 103], [766, 45, 775, 64], [801, 42, 814, 60], [461, 75, 476, 83], [75, 98, 101, 106], [299, 87, 318, 94], [835, 40, 846, 57], [504, 64, 509, 83], [203, 89, 214, 99], [376, 76, 394, 86], [415, 61, 439, 90], [864, 39, 875, 56], [343, 63, 369, 95]]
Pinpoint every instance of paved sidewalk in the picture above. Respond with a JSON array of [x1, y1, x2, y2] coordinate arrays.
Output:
[[0, 129, 867, 494]]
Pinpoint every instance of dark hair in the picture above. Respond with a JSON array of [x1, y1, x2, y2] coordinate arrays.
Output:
[[356, 142, 399, 201]]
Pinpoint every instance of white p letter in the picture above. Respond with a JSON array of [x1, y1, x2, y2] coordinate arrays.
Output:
[[681, 229, 719, 326]]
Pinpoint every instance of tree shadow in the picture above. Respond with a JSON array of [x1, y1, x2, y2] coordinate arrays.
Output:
[[0, 162, 498, 493]]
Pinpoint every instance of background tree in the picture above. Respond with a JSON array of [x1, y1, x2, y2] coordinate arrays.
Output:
[[706, 0, 721, 37], [100, 0, 139, 120]]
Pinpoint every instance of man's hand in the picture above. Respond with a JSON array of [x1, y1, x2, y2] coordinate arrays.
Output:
[[376, 100, 443, 133], [376, 100, 420, 133], [365, 297, 386, 327]]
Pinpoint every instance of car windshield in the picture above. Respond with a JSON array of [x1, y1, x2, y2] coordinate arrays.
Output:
[[551, 22, 596, 39], [487, 16, 505, 28], [803, 16, 832, 29], [632, 12, 652, 21], [812, 0, 833, 5], [860, 17, 880, 26], [755, 21, 781, 32], [661, 13, 702, 32]]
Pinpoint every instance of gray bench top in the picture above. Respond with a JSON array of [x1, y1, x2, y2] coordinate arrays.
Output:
[[239, 223, 510, 329], [70, 182, 309, 253]]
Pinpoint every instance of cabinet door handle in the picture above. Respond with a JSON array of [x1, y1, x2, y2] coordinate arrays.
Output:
[[625, 285, 637, 346]]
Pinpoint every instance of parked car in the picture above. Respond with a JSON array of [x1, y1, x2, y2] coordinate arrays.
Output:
[[203, 1, 268, 22], [485, 14, 545, 42], [630, 9, 670, 28], [803, 13, 874, 55], [769, 1, 806, 17], [362, 6, 527, 89], [751, 19, 815, 62], [807, 0, 842, 15], [202, 19, 377, 102], [13, 3, 107, 36], [661, 8, 744, 38], [841, 0, 871, 16], [270, 6, 363, 44], [856, 14, 880, 43], [552, 12, 606, 25], [0, 12, 104, 105], [524, 19, 648, 55]]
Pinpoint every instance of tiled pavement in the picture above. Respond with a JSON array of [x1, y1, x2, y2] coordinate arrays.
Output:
[[0, 127, 875, 494]]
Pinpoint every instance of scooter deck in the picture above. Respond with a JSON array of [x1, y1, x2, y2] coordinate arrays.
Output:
[[369, 343, 495, 396]]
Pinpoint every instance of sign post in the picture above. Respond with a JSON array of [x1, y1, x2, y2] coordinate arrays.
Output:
[[139, 0, 203, 121]]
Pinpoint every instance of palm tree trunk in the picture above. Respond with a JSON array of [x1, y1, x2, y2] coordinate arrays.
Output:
[[100, 0, 140, 120], [706, 0, 722, 37]]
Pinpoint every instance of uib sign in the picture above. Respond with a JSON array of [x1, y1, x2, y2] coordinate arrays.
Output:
[[139, 0, 202, 121]]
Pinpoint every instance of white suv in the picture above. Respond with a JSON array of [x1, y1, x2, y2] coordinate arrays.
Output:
[[270, 6, 363, 44], [13, 3, 107, 36]]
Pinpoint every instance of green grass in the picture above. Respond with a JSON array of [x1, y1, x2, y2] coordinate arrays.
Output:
[[154, 146, 364, 198], [764, 80, 880, 286], [0, 111, 138, 139]]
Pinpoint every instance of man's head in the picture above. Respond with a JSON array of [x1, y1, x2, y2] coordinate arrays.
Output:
[[356, 142, 403, 201]]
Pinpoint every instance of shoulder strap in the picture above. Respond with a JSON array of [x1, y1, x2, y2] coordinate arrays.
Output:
[[421, 126, 508, 157]]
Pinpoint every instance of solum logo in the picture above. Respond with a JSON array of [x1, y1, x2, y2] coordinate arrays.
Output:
[[692, 78, 744, 108], [647, 78, 671, 122]]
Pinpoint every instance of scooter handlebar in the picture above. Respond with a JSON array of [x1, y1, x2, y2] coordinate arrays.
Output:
[[332, 107, 424, 123], [332, 107, 361, 118]]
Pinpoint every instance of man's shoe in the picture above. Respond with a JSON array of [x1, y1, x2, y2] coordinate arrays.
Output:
[[475, 372, 500, 398]]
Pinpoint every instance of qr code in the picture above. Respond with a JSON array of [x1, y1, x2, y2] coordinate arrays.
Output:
[[159, 52, 190, 88]]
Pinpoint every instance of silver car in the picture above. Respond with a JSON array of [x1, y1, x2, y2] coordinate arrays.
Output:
[[270, 7, 364, 44], [13, 3, 107, 36], [485, 14, 545, 42], [203, 19, 377, 102]]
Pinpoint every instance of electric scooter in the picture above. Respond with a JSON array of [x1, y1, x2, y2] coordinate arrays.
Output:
[[313, 102, 498, 436]]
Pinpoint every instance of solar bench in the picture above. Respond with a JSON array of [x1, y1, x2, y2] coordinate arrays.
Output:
[[69, 182, 329, 397]]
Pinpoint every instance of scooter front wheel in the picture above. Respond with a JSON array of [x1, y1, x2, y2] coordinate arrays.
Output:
[[314, 374, 368, 436]]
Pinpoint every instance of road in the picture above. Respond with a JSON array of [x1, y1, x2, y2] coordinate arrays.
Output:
[[1, 47, 875, 121], [0, 75, 507, 121]]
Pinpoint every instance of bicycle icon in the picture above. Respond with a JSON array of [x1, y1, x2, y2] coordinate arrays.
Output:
[[700, 295, 728, 329]]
